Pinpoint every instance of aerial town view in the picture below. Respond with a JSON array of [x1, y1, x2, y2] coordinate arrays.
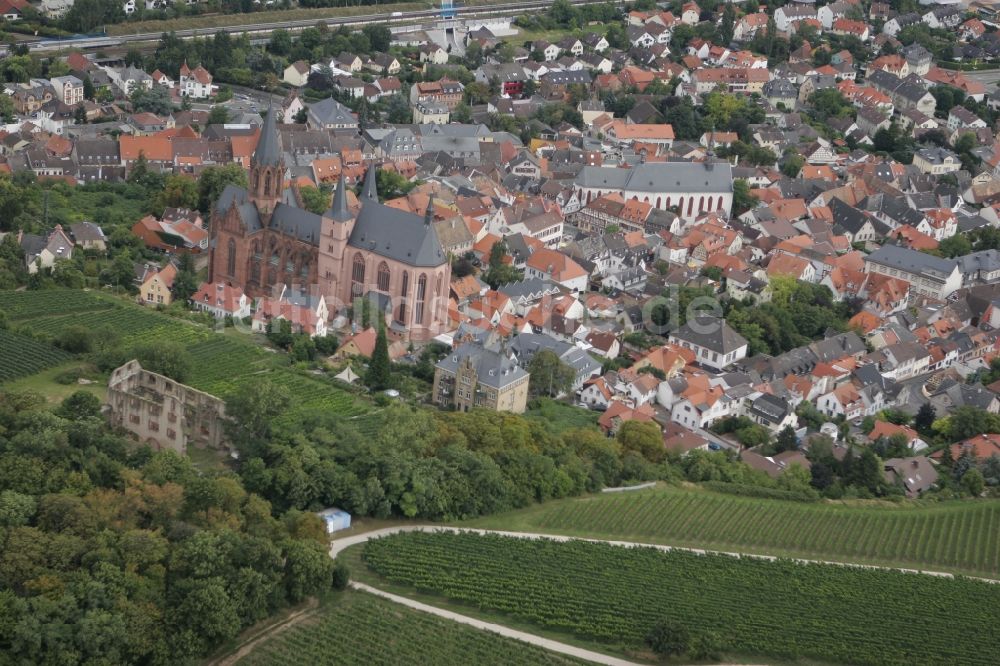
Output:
[[3, 0, 1000, 662]]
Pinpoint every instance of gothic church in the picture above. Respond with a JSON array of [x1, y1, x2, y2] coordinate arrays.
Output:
[[208, 108, 450, 341]]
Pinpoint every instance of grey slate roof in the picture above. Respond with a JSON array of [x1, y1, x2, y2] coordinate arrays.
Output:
[[670, 315, 748, 355], [347, 200, 446, 267], [308, 97, 357, 126], [865, 244, 958, 280], [326, 171, 352, 221], [254, 104, 282, 167], [436, 343, 529, 390], [575, 162, 734, 194]]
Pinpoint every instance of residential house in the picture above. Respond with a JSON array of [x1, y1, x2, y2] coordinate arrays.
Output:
[[190, 281, 251, 319], [137, 261, 177, 306], [283, 61, 311, 87], [433, 343, 530, 413], [668, 315, 749, 371], [18, 225, 73, 274], [864, 244, 962, 299]]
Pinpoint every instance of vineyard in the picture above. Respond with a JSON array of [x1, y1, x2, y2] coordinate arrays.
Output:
[[235, 590, 586, 666], [0, 289, 368, 422], [0, 290, 114, 321], [466, 485, 1000, 578], [362, 531, 1000, 666], [0, 329, 71, 382]]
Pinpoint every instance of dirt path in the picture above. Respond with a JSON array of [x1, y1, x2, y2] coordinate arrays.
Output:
[[209, 597, 319, 666], [352, 581, 644, 666]]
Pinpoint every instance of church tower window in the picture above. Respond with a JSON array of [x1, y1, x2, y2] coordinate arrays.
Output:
[[226, 239, 236, 276]]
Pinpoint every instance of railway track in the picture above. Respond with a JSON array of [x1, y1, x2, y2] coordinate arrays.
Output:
[[12, 0, 616, 54]]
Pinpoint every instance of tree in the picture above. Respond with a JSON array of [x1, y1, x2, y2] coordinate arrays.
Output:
[[947, 406, 1000, 442], [365, 321, 392, 391], [131, 341, 193, 383], [269, 29, 292, 56], [780, 153, 804, 178], [719, 4, 736, 44], [154, 174, 199, 214], [266, 318, 294, 350], [616, 421, 666, 463], [605, 22, 627, 49], [198, 164, 248, 213], [82, 75, 95, 101], [207, 105, 230, 125], [131, 86, 173, 116], [299, 186, 330, 215], [915, 403, 936, 434], [57, 391, 102, 420], [226, 379, 291, 442], [57, 325, 94, 353], [775, 425, 798, 453], [362, 25, 392, 53], [732, 178, 758, 216], [482, 239, 523, 289], [850, 448, 883, 494], [172, 253, 199, 303], [528, 350, 575, 397], [646, 621, 690, 657], [0, 95, 13, 123], [74, 106, 87, 125], [938, 233, 972, 258], [962, 467, 985, 496]]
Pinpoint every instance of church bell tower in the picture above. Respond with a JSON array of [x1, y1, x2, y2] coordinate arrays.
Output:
[[249, 104, 284, 217]]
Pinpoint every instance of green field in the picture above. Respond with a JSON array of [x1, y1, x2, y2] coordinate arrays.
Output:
[[361, 531, 1000, 666], [0, 290, 367, 422], [234, 590, 586, 666], [464, 485, 1000, 578]]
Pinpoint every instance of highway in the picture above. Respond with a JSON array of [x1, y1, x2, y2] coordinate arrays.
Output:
[[15, 0, 616, 53]]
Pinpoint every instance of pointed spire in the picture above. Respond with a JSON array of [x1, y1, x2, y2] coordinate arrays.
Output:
[[253, 100, 282, 167], [326, 170, 352, 221], [362, 162, 378, 201], [424, 194, 435, 226]]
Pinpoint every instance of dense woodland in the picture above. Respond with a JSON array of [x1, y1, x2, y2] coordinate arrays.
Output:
[[0, 390, 340, 664]]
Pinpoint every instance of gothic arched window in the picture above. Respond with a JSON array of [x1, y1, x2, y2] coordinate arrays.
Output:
[[351, 253, 365, 297], [415, 273, 427, 324], [264, 171, 272, 196], [377, 262, 390, 292], [226, 238, 236, 276], [398, 271, 409, 323]]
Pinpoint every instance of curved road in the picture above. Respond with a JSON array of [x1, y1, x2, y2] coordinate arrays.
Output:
[[329, 525, 999, 665]]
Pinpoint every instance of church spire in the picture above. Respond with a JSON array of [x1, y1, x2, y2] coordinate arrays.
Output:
[[326, 170, 352, 221], [424, 194, 435, 226], [253, 101, 282, 168], [362, 162, 378, 201]]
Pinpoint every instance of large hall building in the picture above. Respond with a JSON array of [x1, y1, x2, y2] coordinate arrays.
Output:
[[573, 162, 734, 221], [208, 109, 450, 341]]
